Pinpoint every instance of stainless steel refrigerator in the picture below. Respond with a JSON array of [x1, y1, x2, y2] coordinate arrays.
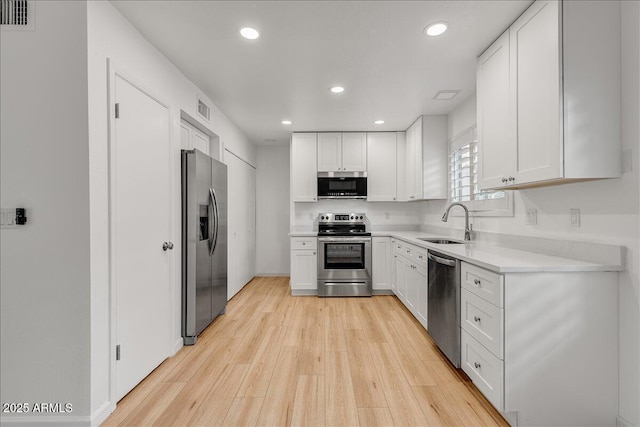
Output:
[[181, 149, 227, 345]]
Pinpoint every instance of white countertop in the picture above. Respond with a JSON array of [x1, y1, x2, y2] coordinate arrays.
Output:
[[290, 230, 624, 273]]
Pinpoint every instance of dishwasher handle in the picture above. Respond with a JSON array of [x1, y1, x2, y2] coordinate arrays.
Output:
[[427, 252, 457, 267]]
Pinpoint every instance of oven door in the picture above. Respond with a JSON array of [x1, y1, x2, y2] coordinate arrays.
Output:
[[318, 237, 372, 281]]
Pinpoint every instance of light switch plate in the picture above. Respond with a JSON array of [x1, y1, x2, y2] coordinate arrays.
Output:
[[1, 209, 17, 229], [526, 208, 537, 225], [570, 209, 581, 227]]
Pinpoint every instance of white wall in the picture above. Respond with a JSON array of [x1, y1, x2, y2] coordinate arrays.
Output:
[[422, 6, 640, 423], [85, 0, 255, 423], [0, 1, 92, 424], [256, 145, 290, 275]]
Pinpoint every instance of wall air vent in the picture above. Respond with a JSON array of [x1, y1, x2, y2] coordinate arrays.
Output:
[[197, 98, 211, 122], [1, 0, 28, 26]]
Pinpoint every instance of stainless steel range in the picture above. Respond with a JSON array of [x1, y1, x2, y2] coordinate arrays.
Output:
[[317, 213, 372, 297]]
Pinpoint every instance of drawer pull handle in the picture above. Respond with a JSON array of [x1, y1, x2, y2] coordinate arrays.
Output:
[[474, 278, 481, 285], [474, 316, 481, 322], [313, 252, 316, 255], [474, 362, 481, 369], [302, 242, 306, 245]]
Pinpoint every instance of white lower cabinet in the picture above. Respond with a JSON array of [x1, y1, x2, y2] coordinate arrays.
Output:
[[290, 237, 317, 295], [461, 329, 504, 410], [460, 261, 618, 427], [372, 237, 392, 292], [393, 240, 428, 330]]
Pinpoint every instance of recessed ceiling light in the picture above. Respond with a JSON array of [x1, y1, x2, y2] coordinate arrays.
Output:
[[240, 27, 260, 40], [424, 22, 448, 37], [330, 86, 345, 94], [374, 120, 385, 125], [433, 90, 460, 100], [281, 120, 292, 125]]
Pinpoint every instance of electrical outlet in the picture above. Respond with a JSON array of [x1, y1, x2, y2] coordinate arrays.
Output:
[[570, 209, 581, 227], [526, 208, 537, 225]]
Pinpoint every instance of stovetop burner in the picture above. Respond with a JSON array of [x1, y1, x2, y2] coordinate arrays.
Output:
[[317, 212, 369, 236]]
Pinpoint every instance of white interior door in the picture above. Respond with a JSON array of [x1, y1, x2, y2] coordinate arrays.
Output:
[[112, 73, 172, 401], [226, 151, 256, 299]]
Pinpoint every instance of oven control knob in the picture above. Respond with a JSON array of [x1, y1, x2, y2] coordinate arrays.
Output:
[[350, 216, 354, 219], [359, 216, 363, 219], [321, 216, 325, 220]]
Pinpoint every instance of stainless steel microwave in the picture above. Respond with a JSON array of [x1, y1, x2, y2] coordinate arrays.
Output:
[[317, 172, 367, 199]]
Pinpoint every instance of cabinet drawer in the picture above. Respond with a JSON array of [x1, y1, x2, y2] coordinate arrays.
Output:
[[461, 262, 503, 307], [461, 330, 504, 412], [413, 247, 427, 267], [461, 289, 503, 358], [291, 237, 317, 250]]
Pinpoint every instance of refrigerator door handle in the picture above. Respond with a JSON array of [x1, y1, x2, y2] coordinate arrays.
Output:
[[209, 188, 219, 256]]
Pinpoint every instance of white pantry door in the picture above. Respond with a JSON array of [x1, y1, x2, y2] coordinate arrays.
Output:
[[112, 74, 172, 401]]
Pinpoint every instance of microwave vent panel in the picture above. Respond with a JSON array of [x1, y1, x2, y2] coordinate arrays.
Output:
[[1, 0, 32, 28]]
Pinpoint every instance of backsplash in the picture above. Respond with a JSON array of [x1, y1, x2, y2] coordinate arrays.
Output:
[[292, 200, 421, 232]]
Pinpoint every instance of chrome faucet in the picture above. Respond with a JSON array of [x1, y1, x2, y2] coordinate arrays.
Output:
[[441, 202, 472, 241]]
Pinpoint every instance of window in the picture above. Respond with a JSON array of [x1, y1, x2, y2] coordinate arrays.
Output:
[[449, 127, 513, 216]]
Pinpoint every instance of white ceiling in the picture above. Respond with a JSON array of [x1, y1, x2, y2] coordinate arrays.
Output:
[[110, 1, 532, 146]]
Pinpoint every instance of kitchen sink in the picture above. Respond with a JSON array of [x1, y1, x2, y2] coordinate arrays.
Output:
[[417, 238, 465, 244]]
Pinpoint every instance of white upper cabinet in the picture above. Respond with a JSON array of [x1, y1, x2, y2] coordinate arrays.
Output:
[[477, 0, 621, 190], [509, 0, 562, 185], [180, 120, 210, 155], [341, 132, 367, 171], [367, 132, 397, 201], [317, 132, 366, 172], [477, 30, 511, 190], [291, 133, 318, 202], [317, 133, 342, 172], [405, 116, 448, 201]]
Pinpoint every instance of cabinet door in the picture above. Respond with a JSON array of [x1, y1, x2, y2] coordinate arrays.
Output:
[[372, 237, 392, 291], [390, 239, 397, 293], [412, 119, 424, 199], [421, 116, 448, 200], [405, 262, 417, 313], [395, 132, 408, 202], [191, 128, 210, 155], [317, 133, 342, 172], [180, 120, 210, 155], [510, 0, 562, 185], [415, 265, 427, 329], [477, 30, 512, 190], [405, 120, 418, 200], [342, 132, 367, 172], [367, 133, 397, 201], [394, 255, 407, 299], [290, 250, 318, 290], [291, 133, 318, 202]]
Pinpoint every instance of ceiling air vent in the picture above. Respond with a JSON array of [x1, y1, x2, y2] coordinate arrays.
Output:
[[197, 98, 211, 122], [1, 0, 29, 26]]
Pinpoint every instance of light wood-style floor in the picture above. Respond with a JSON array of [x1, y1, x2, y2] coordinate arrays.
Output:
[[103, 277, 509, 427]]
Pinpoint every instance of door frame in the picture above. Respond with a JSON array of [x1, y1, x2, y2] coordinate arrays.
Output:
[[107, 59, 175, 405]]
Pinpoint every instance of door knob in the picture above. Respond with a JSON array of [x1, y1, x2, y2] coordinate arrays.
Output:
[[162, 241, 174, 251]]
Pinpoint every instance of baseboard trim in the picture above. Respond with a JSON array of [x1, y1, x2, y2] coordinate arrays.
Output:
[[290, 289, 317, 296], [0, 415, 91, 426], [372, 289, 394, 295], [254, 273, 289, 277], [173, 337, 184, 354], [90, 401, 115, 427], [617, 415, 637, 427]]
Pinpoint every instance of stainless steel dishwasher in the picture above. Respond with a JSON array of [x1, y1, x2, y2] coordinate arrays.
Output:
[[427, 250, 461, 368]]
